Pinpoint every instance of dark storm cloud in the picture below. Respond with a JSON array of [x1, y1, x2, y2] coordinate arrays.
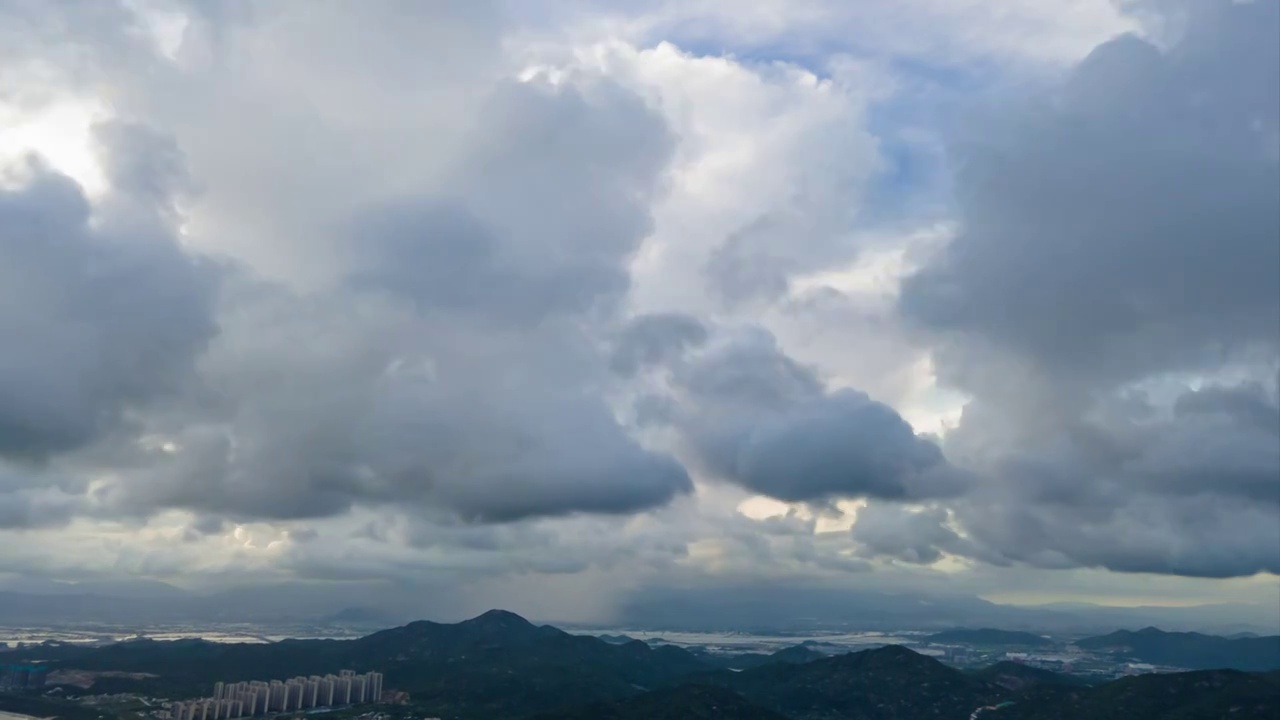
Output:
[[673, 329, 968, 503], [425, 395, 694, 523], [0, 125, 218, 461], [687, 388, 962, 502], [881, 0, 1280, 578]]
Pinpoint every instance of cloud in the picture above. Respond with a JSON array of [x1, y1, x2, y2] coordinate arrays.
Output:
[[81, 77, 692, 525], [901, 5, 1279, 389], [610, 313, 708, 376], [0, 3, 696, 527], [0, 0, 1275, 610], [886, 0, 1280, 578], [0, 488, 81, 530], [546, 0, 1134, 69], [670, 328, 969, 503], [850, 504, 969, 565], [0, 124, 218, 461]]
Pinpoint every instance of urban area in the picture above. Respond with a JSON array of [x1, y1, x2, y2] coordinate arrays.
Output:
[[169, 671, 384, 720]]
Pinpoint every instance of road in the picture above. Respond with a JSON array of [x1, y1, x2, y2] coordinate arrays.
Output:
[[969, 700, 1016, 719]]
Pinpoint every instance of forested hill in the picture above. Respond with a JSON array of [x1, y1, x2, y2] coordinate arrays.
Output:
[[9, 612, 1278, 719]]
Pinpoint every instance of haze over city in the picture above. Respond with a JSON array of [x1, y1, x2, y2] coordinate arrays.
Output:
[[0, 0, 1277, 635]]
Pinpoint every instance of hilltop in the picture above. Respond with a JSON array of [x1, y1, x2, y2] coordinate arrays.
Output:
[[687, 643, 827, 670], [531, 684, 788, 720], [1001, 669, 1280, 720], [970, 661, 1091, 691], [708, 644, 1006, 719], [35, 610, 709, 718]]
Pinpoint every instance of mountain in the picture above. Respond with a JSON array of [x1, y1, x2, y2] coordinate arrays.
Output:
[[616, 586, 1031, 632], [1000, 669, 1280, 720], [34, 609, 713, 719], [927, 628, 1053, 647], [688, 644, 827, 671], [596, 634, 639, 645], [530, 684, 788, 720], [764, 645, 828, 666], [0, 692, 104, 720], [17, 612, 1280, 719], [1028, 602, 1280, 637], [547, 648, 1276, 720], [971, 661, 1091, 691], [709, 645, 1005, 719], [1077, 627, 1280, 671]]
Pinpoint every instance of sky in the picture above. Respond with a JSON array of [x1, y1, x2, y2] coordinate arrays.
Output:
[[0, 0, 1277, 624]]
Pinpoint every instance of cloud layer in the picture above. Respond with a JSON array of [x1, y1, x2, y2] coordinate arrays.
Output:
[[0, 0, 1276, 616]]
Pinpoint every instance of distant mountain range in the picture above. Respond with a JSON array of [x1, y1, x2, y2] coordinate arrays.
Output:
[[613, 585, 1280, 635], [2, 578, 1277, 635], [683, 643, 828, 671], [926, 628, 1053, 647], [1078, 627, 1280, 672], [3, 610, 1277, 719]]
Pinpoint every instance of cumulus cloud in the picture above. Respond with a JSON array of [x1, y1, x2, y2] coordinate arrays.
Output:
[[79, 76, 691, 525], [888, 0, 1280, 578], [901, 3, 1278, 389], [0, 0, 1275, 611], [0, 2, 701, 528], [610, 313, 708, 376], [662, 328, 969, 503]]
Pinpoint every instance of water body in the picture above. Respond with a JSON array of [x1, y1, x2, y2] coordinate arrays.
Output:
[[572, 628, 920, 654], [0, 629, 358, 647]]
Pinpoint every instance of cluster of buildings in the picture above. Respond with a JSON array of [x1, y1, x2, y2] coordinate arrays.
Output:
[[169, 671, 383, 720], [0, 663, 48, 690]]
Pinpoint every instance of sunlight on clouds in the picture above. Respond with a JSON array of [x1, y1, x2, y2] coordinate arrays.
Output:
[[737, 496, 863, 533], [815, 500, 864, 533], [737, 495, 791, 520], [0, 99, 109, 195], [789, 223, 955, 300]]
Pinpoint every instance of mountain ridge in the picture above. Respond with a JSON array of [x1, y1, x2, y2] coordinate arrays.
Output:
[[10, 611, 1278, 719]]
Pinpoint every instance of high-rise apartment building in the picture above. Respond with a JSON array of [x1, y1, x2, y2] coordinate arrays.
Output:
[[181, 670, 382, 720], [352, 675, 367, 704]]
